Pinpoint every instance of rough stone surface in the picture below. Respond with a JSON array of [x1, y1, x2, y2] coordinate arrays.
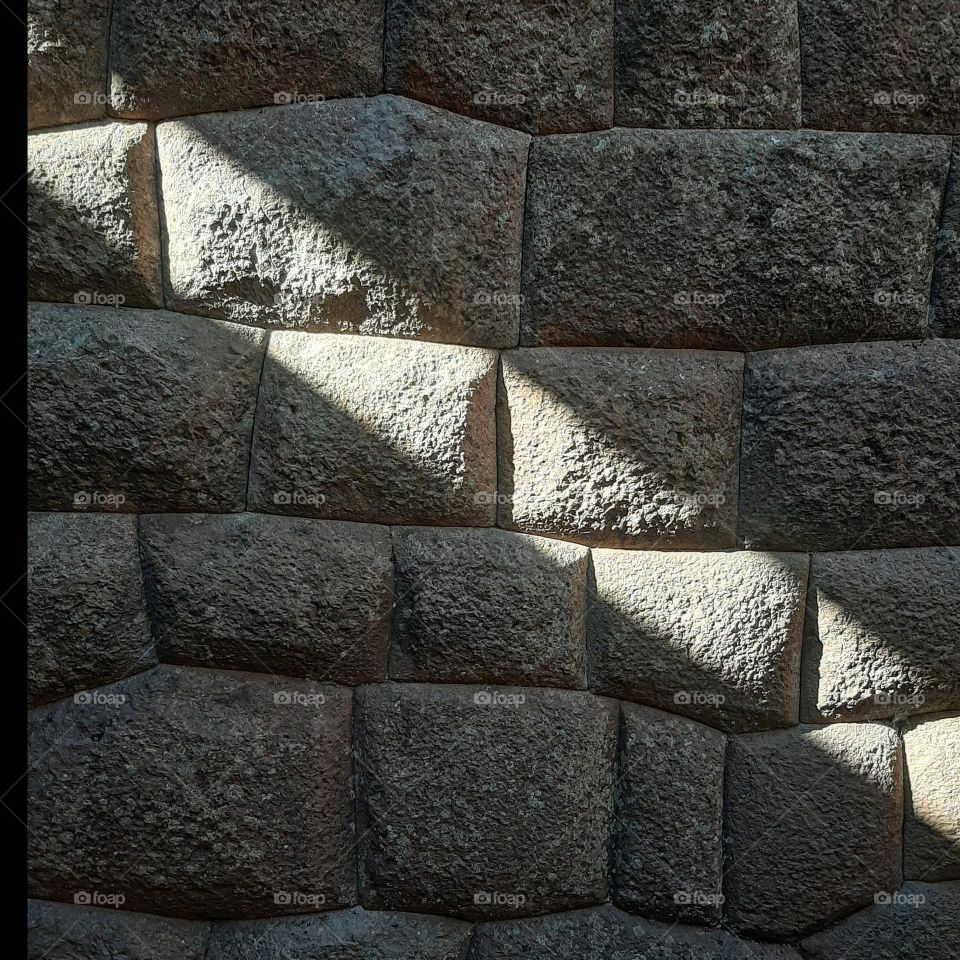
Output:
[[724, 723, 903, 939], [932, 141, 960, 338], [109, 0, 384, 119], [615, 0, 801, 129], [498, 348, 742, 547], [389, 526, 588, 687], [355, 683, 617, 919], [802, 549, 960, 723], [28, 122, 162, 307], [799, 0, 960, 133], [904, 714, 960, 881], [157, 97, 529, 347], [28, 513, 154, 707], [140, 513, 394, 682], [28, 304, 266, 512], [384, 0, 613, 134], [249, 333, 497, 526], [522, 130, 950, 349], [28, 665, 355, 918], [590, 550, 808, 731], [739, 340, 960, 551], [614, 704, 725, 924]]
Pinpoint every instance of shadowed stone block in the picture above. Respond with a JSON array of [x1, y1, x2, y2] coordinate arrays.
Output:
[[28, 666, 355, 917], [522, 130, 949, 349], [157, 97, 529, 347], [932, 142, 960, 338], [724, 723, 903, 939], [356, 683, 617, 918], [739, 340, 960, 551], [249, 333, 497, 526], [590, 550, 808, 732], [498, 348, 742, 548], [28, 305, 265, 512], [140, 513, 394, 683], [384, 0, 614, 134], [28, 513, 154, 707], [28, 122, 161, 307], [389, 527, 588, 687]]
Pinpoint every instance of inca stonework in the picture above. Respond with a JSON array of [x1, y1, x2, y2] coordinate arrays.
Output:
[[26, 0, 959, 957]]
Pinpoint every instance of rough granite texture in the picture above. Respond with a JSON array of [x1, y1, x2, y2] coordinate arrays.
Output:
[[157, 97, 529, 347], [140, 513, 394, 682], [932, 141, 960, 338]]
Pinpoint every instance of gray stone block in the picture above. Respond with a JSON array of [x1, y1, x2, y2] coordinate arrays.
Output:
[[932, 141, 960, 338]]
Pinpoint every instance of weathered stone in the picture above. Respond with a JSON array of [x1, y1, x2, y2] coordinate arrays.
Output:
[[498, 348, 742, 548], [932, 142, 960, 338], [799, 0, 960, 133], [140, 513, 394, 683], [614, 704, 725, 924], [522, 130, 949, 349], [28, 513, 154, 707], [384, 0, 613, 134], [615, 0, 801, 129], [739, 340, 960, 551], [28, 0, 110, 129], [802, 549, 960, 723], [249, 333, 497, 526], [27, 899, 209, 960], [904, 714, 960, 881], [724, 723, 903, 939], [157, 97, 529, 347], [590, 550, 807, 732], [28, 122, 161, 307], [28, 666, 355, 917], [355, 683, 617, 918], [28, 304, 265, 512], [109, 0, 383, 119], [389, 527, 588, 687]]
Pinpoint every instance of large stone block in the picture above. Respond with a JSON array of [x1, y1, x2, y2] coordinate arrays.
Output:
[[28, 513, 154, 707], [109, 0, 383, 119], [28, 666, 355, 917], [932, 142, 960, 339], [724, 724, 903, 939], [355, 683, 617, 918], [384, 0, 613, 134], [522, 130, 949, 350], [590, 550, 807, 731], [739, 340, 960, 551], [802, 549, 960, 722], [248, 333, 497, 526], [615, 0, 801, 129], [140, 513, 394, 683], [157, 97, 529, 347], [28, 122, 161, 307], [389, 527, 588, 687], [28, 304, 266, 512], [498, 348, 742, 548]]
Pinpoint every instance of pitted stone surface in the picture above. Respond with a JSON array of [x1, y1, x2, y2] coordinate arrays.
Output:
[[109, 0, 383, 118], [614, 704, 725, 924], [590, 549, 807, 731], [739, 340, 960, 551], [522, 130, 949, 349], [389, 527, 588, 687], [140, 513, 394, 683], [28, 122, 161, 307], [802, 549, 960, 723], [932, 142, 960, 339], [498, 348, 742, 548], [28, 666, 355, 918], [157, 97, 529, 347], [355, 683, 617, 918], [249, 333, 497, 526], [28, 304, 265, 512], [384, 0, 613, 134], [724, 723, 903, 939], [28, 513, 154, 707], [615, 0, 801, 129]]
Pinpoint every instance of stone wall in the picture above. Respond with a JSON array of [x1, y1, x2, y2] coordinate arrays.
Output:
[[27, 1, 959, 957]]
